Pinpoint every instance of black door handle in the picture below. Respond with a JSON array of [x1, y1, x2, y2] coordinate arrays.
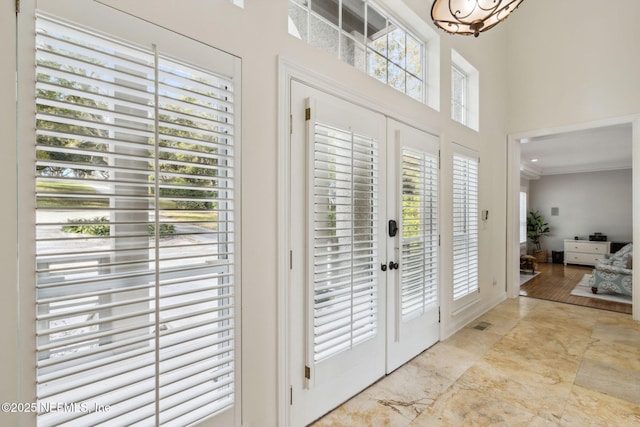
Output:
[[389, 261, 399, 270], [381, 263, 388, 272], [388, 220, 398, 237]]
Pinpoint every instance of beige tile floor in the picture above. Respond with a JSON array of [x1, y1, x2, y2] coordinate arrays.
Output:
[[312, 297, 640, 426]]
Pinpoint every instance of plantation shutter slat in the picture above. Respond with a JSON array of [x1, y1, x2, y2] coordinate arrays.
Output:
[[35, 13, 236, 426], [452, 152, 479, 302], [312, 122, 379, 363], [400, 148, 438, 319], [36, 78, 155, 112]]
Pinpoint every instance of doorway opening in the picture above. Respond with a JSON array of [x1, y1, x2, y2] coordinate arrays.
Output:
[[507, 116, 640, 320]]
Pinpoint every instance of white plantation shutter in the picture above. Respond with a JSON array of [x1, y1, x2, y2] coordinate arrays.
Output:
[[312, 123, 379, 362], [34, 14, 237, 426], [400, 148, 438, 319], [452, 151, 479, 303]]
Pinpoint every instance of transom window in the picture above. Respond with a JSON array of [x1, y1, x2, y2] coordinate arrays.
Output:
[[451, 64, 468, 125], [451, 49, 479, 131], [288, 0, 426, 103]]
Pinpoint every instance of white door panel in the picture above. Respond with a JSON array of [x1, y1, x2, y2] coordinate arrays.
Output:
[[386, 119, 440, 373], [290, 82, 386, 426]]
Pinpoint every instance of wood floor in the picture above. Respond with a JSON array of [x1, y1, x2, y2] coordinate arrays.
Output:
[[519, 262, 632, 315]]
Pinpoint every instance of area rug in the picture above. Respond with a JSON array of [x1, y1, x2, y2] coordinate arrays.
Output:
[[520, 271, 540, 286], [570, 274, 632, 305]]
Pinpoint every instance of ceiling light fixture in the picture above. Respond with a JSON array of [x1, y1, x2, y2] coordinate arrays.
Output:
[[431, 0, 525, 38]]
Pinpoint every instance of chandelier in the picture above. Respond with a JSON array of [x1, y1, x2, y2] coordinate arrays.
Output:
[[431, 0, 525, 37]]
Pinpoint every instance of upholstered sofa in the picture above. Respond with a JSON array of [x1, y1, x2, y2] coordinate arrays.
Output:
[[590, 243, 633, 297]]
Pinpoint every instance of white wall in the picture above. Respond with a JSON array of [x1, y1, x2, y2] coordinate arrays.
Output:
[[3, 1, 513, 425], [529, 170, 633, 252], [0, 1, 19, 425], [507, 0, 640, 131]]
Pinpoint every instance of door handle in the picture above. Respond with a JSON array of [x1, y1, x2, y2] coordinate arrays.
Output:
[[381, 263, 388, 272], [388, 220, 398, 237], [388, 261, 399, 270]]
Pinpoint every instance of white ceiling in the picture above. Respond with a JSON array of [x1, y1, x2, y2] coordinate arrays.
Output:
[[519, 123, 632, 178]]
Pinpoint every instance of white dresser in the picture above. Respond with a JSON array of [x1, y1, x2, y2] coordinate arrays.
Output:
[[563, 240, 611, 266]]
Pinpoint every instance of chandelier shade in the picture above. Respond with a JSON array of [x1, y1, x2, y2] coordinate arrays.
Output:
[[431, 0, 525, 37]]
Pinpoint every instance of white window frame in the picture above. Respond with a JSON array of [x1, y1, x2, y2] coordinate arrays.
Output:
[[451, 64, 468, 125], [287, 0, 440, 110], [452, 145, 479, 310], [17, 2, 242, 425], [451, 49, 479, 131]]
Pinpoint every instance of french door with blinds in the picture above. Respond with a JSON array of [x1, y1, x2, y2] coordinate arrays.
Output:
[[386, 119, 440, 373], [20, 2, 240, 426], [289, 82, 439, 426]]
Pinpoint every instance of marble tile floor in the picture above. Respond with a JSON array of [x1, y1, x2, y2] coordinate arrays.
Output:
[[311, 297, 640, 426]]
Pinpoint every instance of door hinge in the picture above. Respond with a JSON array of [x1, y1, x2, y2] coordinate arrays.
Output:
[[438, 307, 441, 323], [438, 150, 441, 169], [438, 234, 441, 246], [304, 365, 311, 379], [290, 114, 293, 134], [290, 250, 293, 270], [305, 107, 311, 121], [15, 0, 20, 14], [290, 386, 293, 405]]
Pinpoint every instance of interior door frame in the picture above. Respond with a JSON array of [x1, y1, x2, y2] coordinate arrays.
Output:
[[506, 114, 640, 321], [276, 56, 442, 427]]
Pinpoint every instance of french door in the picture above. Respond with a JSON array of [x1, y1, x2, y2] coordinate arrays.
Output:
[[385, 119, 440, 373], [289, 82, 439, 426]]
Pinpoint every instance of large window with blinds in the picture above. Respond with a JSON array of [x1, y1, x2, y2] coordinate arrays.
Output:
[[452, 149, 479, 306], [311, 122, 379, 363], [33, 13, 238, 426]]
